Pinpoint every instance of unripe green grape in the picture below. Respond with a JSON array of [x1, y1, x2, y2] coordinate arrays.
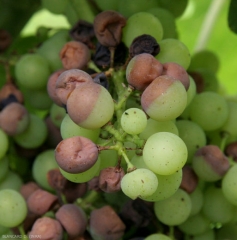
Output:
[[156, 38, 191, 69], [37, 30, 69, 71], [121, 168, 158, 200], [60, 114, 100, 142], [202, 185, 235, 224], [0, 128, 9, 160], [147, 7, 178, 39], [139, 119, 179, 140], [222, 164, 237, 206], [15, 53, 51, 90], [141, 76, 187, 122], [216, 222, 237, 240], [59, 157, 101, 183], [176, 120, 206, 163], [121, 108, 147, 135], [154, 188, 192, 226], [32, 149, 59, 191], [189, 91, 229, 131], [189, 229, 215, 240], [178, 213, 211, 235], [189, 187, 204, 216], [0, 171, 23, 191], [50, 103, 66, 128], [94, 0, 119, 11], [143, 132, 187, 175], [186, 75, 197, 106], [145, 233, 172, 240], [122, 12, 163, 48], [67, 82, 114, 129], [13, 114, 48, 149], [0, 189, 27, 228]]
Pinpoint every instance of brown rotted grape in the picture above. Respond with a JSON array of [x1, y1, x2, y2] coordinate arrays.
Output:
[[55, 204, 87, 239], [180, 165, 198, 193], [99, 167, 125, 193], [89, 205, 126, 240], [55, 136, 99, 174], [93, 10, 126, 47]]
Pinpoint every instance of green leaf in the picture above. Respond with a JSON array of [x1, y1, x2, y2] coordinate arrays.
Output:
[[228, 0, 237, 33]]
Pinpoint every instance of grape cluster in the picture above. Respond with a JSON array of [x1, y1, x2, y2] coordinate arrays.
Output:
[[0, 0, 237, 240]]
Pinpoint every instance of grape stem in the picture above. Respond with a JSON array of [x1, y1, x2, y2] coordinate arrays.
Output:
[[18, 224, 29, 240], [76, 190, 99, 213]]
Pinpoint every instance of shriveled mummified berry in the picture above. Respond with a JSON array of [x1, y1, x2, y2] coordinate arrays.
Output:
[[180, 165, 198, 193], [129, 34, 160, 58], [126, 53, 163, 91], [0, 102, 30, 136], [55, 136, 99, 174], [60, 41, 91, 70], [188, 71, 205, 93], [55, 204, 87, 239], [93, 42, 127, 69], [55, 69, 93, 105], [192, 145, 230, 182], [225, 141, 237, 162], [69, 20, 95, 49], [28, 217, 63, 240], [89, 205, 126, 240], [94, 10, 126, 47], [27, 189, 58, 215], [99, 167, 125, 193], [93, 72, 109, 89]]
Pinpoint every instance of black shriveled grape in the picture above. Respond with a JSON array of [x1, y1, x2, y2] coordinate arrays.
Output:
[[0, 29, 12, 52], [69, 20, 95, 49], [93, 72, 109, 89], [93, 42, 128, 69], [129, 34, 160, 58], [0, 94, 19, 110]]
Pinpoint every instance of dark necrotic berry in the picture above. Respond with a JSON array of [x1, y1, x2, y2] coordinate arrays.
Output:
[[93, 42, 128, 69], [0, 94, 19, 110], [129, 34, 160, 58], [93, 72, 109, 89], [69, 20, 95, 49]]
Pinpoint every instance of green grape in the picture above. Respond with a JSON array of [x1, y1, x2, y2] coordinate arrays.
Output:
[[141, 169, 182, 202], [139, 118, 179, 140], [189, 91, 229, 131], [122, 12, 163, 48], [176, 120, 206, 163], [131, 154, 147, 169], [94, 0, 119, 11], [178, 213, 210, 235], [0, 171, 23, 191], [0, 156, 8, 182], [50, 103, 66, 128], [221, 100, 237, 138], [121, 108, 147, 135], [216, 222, 237, 240], [186, 75, 197, 106], [189, 187, 204, 216], [202, 185, 235, 224], [143, 132, 187, 175], [60, 157, 101, 183], [0, 224, 10, 236], [222, 164, 237, 206], [118, 0, 159, 18], [64, 3, 78, 26], [145, 233, 172, 240], [188, 50, 220, 74], [37, 29, 69, 71], [121, 168, 158, 200], [0, 128, 8, 160], [158, 0, 189, 18], [60, 114, 100, 142], [0, 189, 27, 228], [155, 38, 191, 69], [23, 88, 53, 110], [13, 114, 48, 149], [147, 7, 178, 39], [15, 53, 51, 90], [32, 149, 59, 191], [97, 139, 118, 171], [41, 0, 69, 14], [186, 229, 215, 240], [154, 188, 192, 226]]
